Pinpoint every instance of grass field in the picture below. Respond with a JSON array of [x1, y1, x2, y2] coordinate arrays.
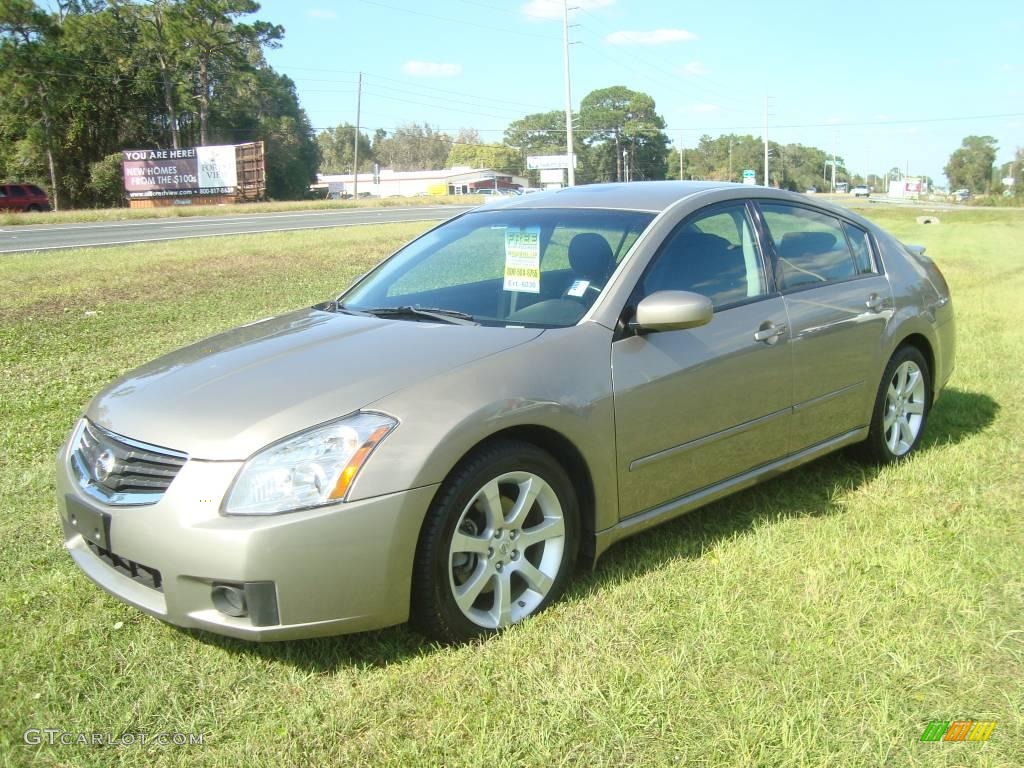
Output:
[[1, 207, 1021, 767], [0, 194, 480, 228]]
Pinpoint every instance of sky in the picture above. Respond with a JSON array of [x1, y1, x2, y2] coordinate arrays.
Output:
[[253, 0, 1023, 185]]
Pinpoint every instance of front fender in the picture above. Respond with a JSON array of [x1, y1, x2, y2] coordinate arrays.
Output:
[[349, 322, 620, 534]]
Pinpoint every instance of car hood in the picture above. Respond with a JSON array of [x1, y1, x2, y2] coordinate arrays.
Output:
[[86, 308, 543, 459]]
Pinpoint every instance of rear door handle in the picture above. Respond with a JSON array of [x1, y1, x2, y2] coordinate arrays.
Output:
[[753, 322, 787, 343], [865, 293, 884, 312]]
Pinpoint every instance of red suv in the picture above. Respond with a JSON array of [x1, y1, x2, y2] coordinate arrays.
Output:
[[0, 183, 51, 212]]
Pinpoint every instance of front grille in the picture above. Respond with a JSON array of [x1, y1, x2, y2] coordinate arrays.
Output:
[[70, 420, 187, 505], [86, 540, 163, 591]]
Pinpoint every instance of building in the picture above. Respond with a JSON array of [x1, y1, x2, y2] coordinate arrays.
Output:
[[313, 167, 528, 198]]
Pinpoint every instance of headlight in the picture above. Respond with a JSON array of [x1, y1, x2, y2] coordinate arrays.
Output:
[[223, 413, 397, 515]]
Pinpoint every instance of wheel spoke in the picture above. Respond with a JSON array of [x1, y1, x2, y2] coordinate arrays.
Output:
[[905, 400, 925, 415], [515, 559, 554, 596], [883, 411, 896, 431], [476, 480, 504, 531], [905, 368, 921, 395], [489, 569, 513, 627], [519, 517, 565, 550], [507, 476, 543, 529], [887, 422, 900, 453], [451, 530, 491, 555], [896, 364, 908, 396], [899, 417, 914, 448], [454, 563, 493, 612]]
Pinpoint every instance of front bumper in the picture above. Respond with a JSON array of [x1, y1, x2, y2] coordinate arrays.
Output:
[[56, 438, 438, 641]]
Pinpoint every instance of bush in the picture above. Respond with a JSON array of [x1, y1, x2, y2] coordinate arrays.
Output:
[[88, 153, 126, 208]]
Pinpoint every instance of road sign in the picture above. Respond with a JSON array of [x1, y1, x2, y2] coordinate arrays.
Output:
[[742, 169, 756, 185]]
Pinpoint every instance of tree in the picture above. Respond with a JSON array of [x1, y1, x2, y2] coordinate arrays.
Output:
[[945, 135, 998, 192], [1, 1, 317, 205], [179, 0, 282, 145], [0, 0, 64, 206], [453, 127, 480, 145], [445, 142, 519, 172], [373, 123, 451, 171], [997, 147, 1023, 196], [317, 123, 373, 174], [578, 86, 668, 182], [504, 109, 582, 182]]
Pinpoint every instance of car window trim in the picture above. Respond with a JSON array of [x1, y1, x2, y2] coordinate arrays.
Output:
[[751, 199, 874, 294], [840, 220, 879, 276], [615, 199, 780, 337]]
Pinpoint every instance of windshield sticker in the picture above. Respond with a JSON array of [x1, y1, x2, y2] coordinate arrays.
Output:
[[566, 279, 590, 297], [503, 226, 541, 294]]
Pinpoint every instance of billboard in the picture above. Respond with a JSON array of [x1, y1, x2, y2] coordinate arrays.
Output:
[[123, 145, 240, 199], [527, 154, 577, 170]]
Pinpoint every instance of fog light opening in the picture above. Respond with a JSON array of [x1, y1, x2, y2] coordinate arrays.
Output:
[[211, 583, 248, 618]]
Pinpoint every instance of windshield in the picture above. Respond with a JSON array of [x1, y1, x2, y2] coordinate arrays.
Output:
[[340, 208, 655, 328]]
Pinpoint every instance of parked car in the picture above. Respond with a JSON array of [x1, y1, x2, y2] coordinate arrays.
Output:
[[57, 181, 955, 643], [0, 182, 51, 212], [850, 185, 871, 198], [953, 188, 970, 202]]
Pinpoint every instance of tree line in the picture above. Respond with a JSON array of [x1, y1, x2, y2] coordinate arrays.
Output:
[[0, 0, 318, 208], [318, 85, 871, 192], [3, 3, 1017, 208]]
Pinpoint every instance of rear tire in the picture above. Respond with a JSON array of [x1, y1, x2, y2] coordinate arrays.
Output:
[[27, 204, 42, 213], [411, 439, 579, 643], [857, 346, 931, 464]]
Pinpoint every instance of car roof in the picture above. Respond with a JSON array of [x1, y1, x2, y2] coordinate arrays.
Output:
[[490, 180, 773, 213]]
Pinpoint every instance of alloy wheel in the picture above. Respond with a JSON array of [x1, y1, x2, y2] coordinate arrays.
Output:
[[883, 360, 926, 456], [448, 471, 566, 629]]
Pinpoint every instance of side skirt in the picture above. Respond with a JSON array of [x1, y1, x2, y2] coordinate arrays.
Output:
[[591, 426, 868, 562]]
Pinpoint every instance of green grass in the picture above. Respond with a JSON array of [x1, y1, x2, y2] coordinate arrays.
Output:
[[1, 208, 1022, 767], [0, 194, 481, 227]]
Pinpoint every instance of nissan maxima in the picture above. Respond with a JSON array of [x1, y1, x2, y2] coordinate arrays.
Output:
[[57, 182, 955, 643]]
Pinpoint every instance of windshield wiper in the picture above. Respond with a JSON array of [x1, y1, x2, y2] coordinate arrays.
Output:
[[357, 305, 479, 325]]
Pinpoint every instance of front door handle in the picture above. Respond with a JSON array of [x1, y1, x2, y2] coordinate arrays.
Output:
[[753, 321, 787, 344], [865, 293, 884, 312]]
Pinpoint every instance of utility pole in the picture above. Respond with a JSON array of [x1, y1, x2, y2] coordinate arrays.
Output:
[[729, 137, 733, 182], [678, 131, 684, 180], [562, 0, 576, 186], [763, 96, 769, 186], [353, 71, 363, 199], [352, 70, 364, 199]]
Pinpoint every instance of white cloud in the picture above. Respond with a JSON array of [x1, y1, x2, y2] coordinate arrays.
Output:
[[606, 28, 697, 45], [306, 8, 337, 19], [676, 61, 709, 76], [692, 103, 720, 113], [401, 60, 463, 78], [522, 0, 614, 20], [824, 116, 842, 125]]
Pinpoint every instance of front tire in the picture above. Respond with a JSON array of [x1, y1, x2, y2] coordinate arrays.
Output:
[[859, 346, 931, 464], [411, 440, 579, 643]]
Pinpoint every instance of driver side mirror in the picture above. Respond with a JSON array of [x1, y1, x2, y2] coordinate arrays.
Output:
[[630, 290, 714, 334]]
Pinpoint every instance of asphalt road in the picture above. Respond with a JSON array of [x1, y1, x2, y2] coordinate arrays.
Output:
[[0, 205, 475, 254]]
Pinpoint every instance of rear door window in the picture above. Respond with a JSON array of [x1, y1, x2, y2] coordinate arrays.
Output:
[[7, 185, 26, 197], [759, 203, 858, 290]]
